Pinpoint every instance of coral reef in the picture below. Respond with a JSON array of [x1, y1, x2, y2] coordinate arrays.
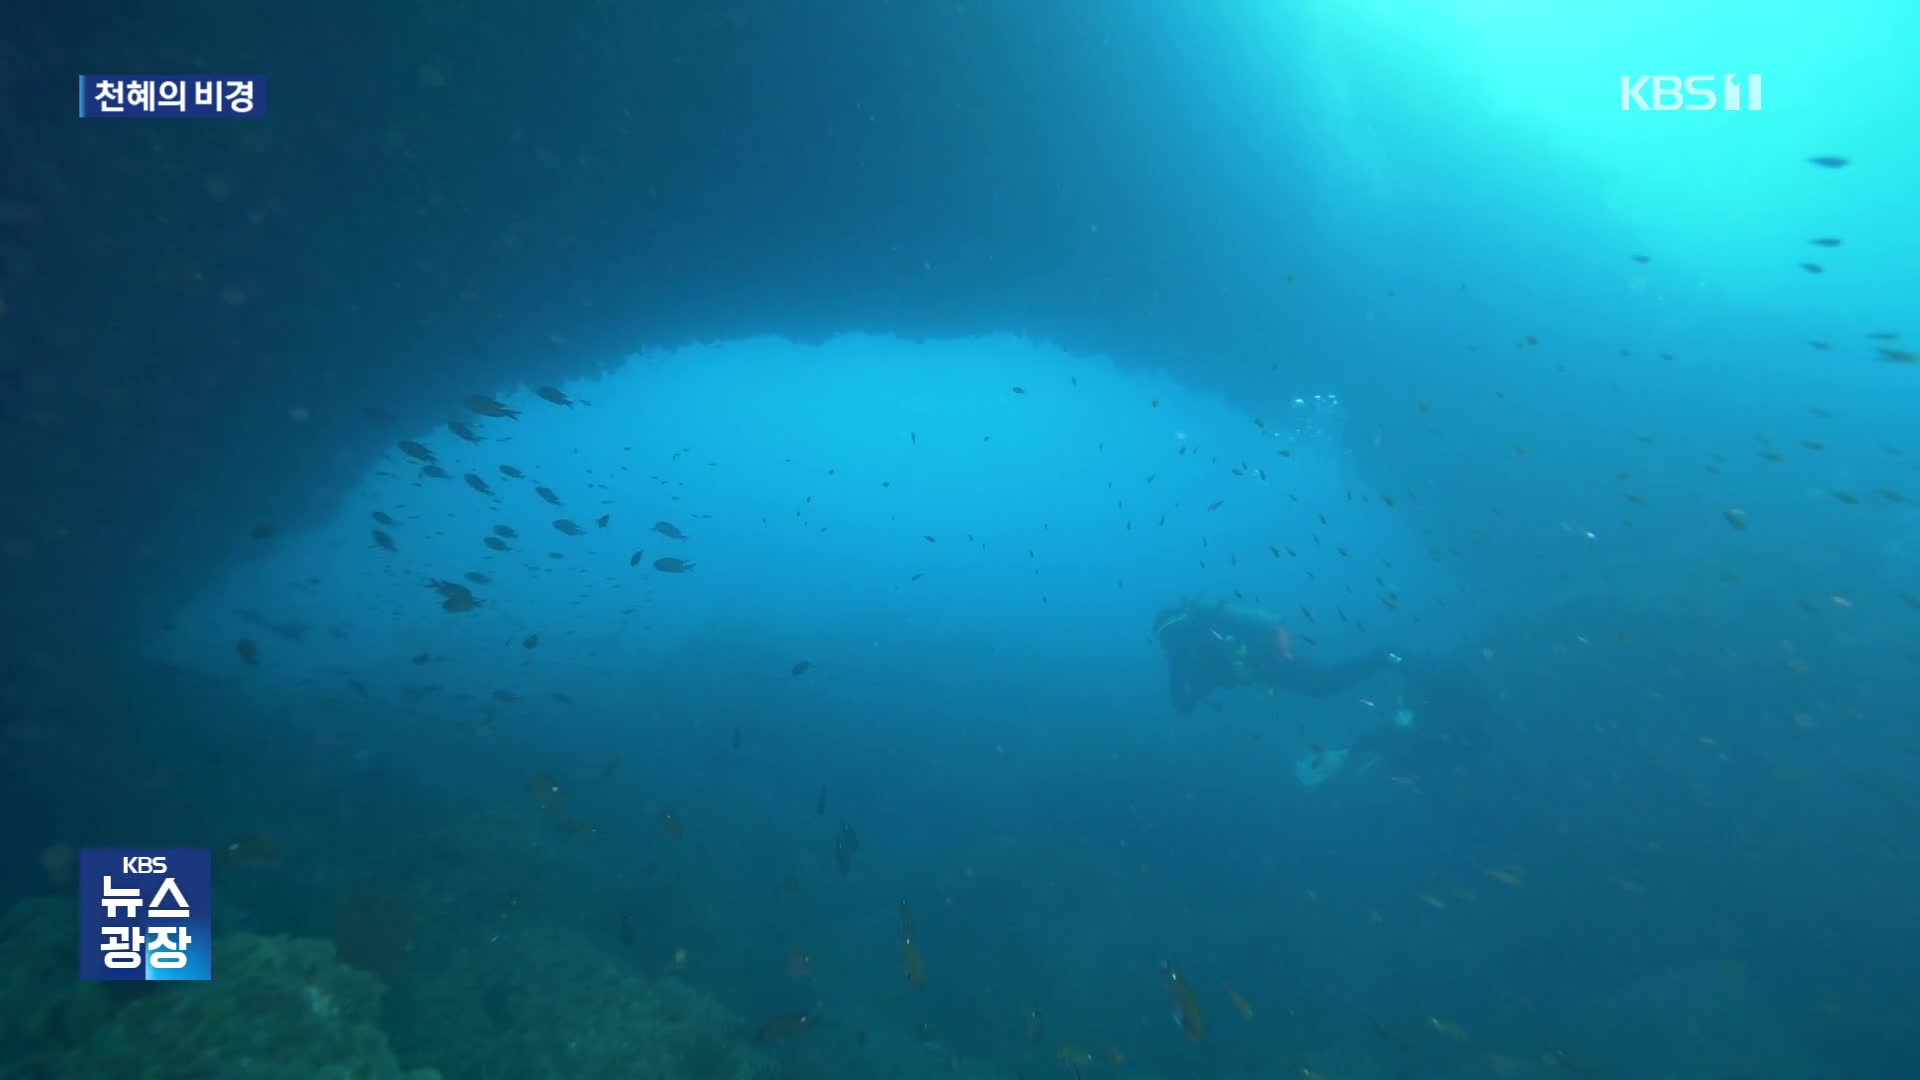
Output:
[[392, 920, 774, 1080], [0, 896, 436, 1079]]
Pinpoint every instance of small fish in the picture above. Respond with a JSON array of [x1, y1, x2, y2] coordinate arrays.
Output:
[[465, 473, 494, 496], [1011, 385, 1026, 394], [522, 634, 539, 649], [1867, 330, 1902, 341], [783, 949, 812, 978], [595, 514, 609, 528], [216, 835, 282, 864], [553, 519, 585, 536], [493, 524, 517, 538], [536, 486, 563, 506], [834, 823, 858, 876], [1206, 500, 1224, 511], [653, 521, 687, 540], [900, 899, 925, 988], [535, 386, 573, 407], [464, 394, 520, 419], [428, 579, 481, 613], [1723, 507, 1748, 530], [1810, 237, 1843, 247], [753, 1013, 815, 1043], [499, 464, 525, 479], [372, 530, 397, 552], [792, 660, 812, 676], [397, 440, 437, 463], [421, 464, 451, 479], [235, 639, 259, 667], [1164, 963, 1205, 1040], [922, 534, 937, 543], [815, 786, 827, 816], [448, 420, 483, 443], [1224, 984, 1255, 1019], [464, 571, 490, 584], [1629, 253, 1650, 263], [1806, 154, 1849, 169], [1800, 262, 1824, 274], [629, 550, 645, 566], [661, 811, 683, 840], [653, 557, 695, 573], [371, 511, 396, 526], [484, 536, 510, 551], [527, 773, 563, 809]]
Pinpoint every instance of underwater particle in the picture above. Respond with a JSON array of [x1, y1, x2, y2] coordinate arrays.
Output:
[[235, 639, 259, 667], [815, 786, 826, 816], [464, 394, 519, 419], [372, 530, 397, 552], [1723, 507, 1748, 530], [653, 557, 695, 573], [653, 520, 687, 540], [535, 485, 563, 506], [661, 811, 682, 839], [791, 660, 812, 676], [1805, 154, 1849, 168], [535, 386, 573, 407], [552, 519, 585, 536], [1800, 262, 1824, 274]]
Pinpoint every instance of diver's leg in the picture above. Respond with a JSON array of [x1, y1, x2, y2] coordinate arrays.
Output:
[[1281, 650, 1392, 698], [1169, 667, 1197, 714]]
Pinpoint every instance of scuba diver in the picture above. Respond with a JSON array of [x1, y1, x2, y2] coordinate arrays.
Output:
[[1154, 597, 1490, 788], [1152, 597, 1399, 715]]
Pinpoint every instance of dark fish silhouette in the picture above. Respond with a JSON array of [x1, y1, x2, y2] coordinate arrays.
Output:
[[1806, 155, 1849, 168]]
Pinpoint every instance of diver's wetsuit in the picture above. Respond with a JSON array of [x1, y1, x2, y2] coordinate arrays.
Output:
[[1154, 599, 1394, 714]]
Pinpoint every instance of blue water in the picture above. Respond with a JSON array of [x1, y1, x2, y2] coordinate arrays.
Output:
[[7, 2, 1919, 1078]]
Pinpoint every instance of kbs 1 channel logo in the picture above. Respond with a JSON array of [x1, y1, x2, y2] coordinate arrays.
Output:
[[1620, 74, 1762, 112], [79, 848, 212, 981], [78, 75, 266, 117]]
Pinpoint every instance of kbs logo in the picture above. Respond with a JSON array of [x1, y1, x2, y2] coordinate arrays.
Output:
[[1620, 74, 1762, 111]]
